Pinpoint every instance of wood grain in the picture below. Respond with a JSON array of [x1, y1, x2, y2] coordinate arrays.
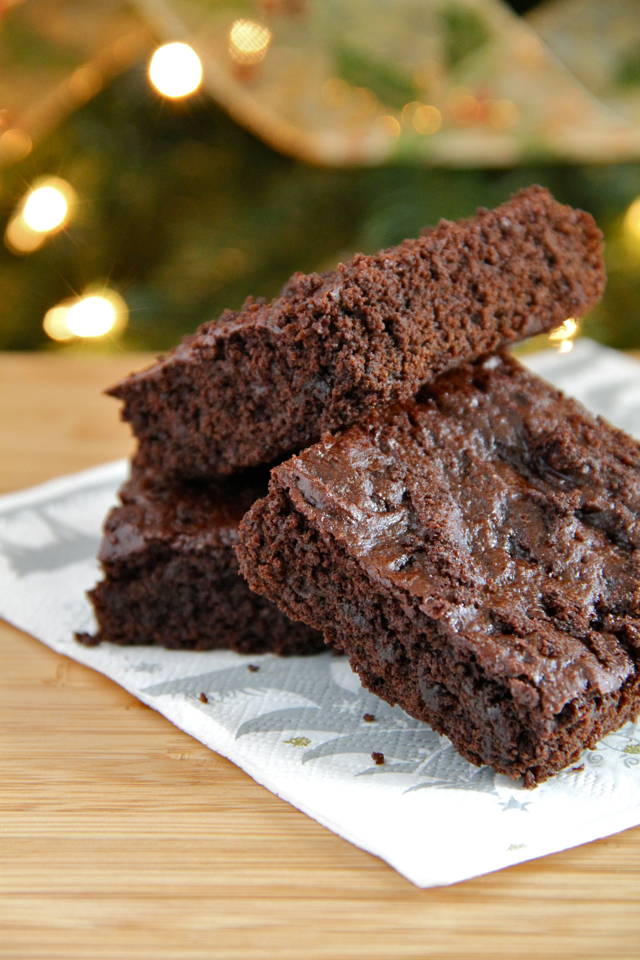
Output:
[[2, 350, 640, 960]]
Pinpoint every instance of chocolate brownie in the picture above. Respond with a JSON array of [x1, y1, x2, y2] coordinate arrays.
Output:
[[83, 464, 324, 655], [109, 187, 604, 479], [237, 354, 640, 784]]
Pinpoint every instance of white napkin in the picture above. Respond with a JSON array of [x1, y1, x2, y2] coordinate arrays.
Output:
[[1, 338, 639, 888]]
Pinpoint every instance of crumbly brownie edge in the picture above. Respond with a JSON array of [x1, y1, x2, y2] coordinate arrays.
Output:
[[237, 481, 640, 784], [111, 186, 605, 479]]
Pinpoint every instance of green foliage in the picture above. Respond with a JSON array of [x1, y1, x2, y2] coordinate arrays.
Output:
[[440, 3, 491, 70], [335, 43, 415, 110], [617, 51, 640, 89], [1, 63, 640, 351]]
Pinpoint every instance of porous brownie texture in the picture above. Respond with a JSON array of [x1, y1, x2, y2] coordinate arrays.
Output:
[[109, 186, 605, 479], [84, 464, 324, 655], [237, 355, 640, 784]]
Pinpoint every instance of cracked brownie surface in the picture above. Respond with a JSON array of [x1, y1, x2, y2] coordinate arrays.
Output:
[[237, 354, 640, 783]]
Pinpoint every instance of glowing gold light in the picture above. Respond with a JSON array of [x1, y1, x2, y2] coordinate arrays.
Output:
[[5, 217, 44, 254], [229, 19, 271, 65], [67, 296, 116, 338], [42, 290, 128, 342], [149, 43, 203, 99], [549, 318, 578, 341], [549, 317, 578, 353], [43, 305, 76, 342], [412, 105, 441, 136], [625, 197, 640, 241], [5, 177, 76, 255], [23, 186, 68, 233]]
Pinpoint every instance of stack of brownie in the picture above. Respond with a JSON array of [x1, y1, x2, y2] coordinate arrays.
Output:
[[87, 185, 640, 785]]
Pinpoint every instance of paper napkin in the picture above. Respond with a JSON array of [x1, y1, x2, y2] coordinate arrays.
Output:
[[1, 338, 639, 888]]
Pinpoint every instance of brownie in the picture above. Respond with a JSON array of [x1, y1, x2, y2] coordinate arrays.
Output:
[[84, 463, 325, 655], [109, 187, 604, 479], [237, 354, 640, 784]]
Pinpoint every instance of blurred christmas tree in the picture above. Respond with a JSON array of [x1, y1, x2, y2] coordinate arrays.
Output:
[[1, 0, 640, 352]]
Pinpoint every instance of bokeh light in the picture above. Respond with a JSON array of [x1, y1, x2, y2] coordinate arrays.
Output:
[[375, 115, 401, 138], [624, 197, 640, 241], [149, 43, 203, 99], [5, 216, 45, 254], [66, 64, 103, 105], [5, 177, 76, 255], [0, 128, 32, 163], [66, 296, 117, 337], [23, 186, 68, 233], [448, 88, 481, 126], [43, 305, 76, 342], [549, 317, 578, 341], [549, 317, 578, 352], [229, 19, 271, 65], [412, 105, 442, 136], [43, 290, 128, 342]]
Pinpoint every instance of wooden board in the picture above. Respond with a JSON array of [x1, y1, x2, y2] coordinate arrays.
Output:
[[2, 350, 640, 960]]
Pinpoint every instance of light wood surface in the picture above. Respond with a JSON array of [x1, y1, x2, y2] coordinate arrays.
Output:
[[2, 350, 640, 960]]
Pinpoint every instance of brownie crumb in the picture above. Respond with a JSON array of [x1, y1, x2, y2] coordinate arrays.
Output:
[[74, 632, 101, 647], [247, 664, 260, 673], [371, 752, 385, 765], [199, 692, 208, 703], [571, 764, 585, 773], [363, 713, 376, 723]]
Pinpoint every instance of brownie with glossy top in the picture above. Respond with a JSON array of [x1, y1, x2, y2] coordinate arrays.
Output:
[[84, 464, 324, 655], [237, 354, 640, 784]]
